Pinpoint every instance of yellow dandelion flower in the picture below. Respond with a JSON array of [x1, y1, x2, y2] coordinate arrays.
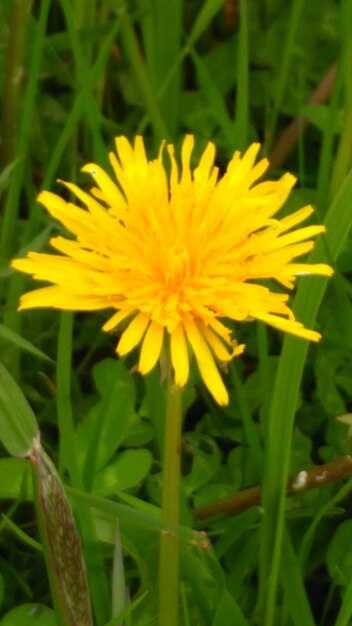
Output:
[[12, 136, 333, 405]]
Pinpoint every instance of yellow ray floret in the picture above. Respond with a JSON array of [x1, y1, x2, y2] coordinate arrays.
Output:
[[12, 136, 333, 405]]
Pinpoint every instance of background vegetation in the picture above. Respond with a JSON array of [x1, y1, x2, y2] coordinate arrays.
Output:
[[1, 0, 352, 625]]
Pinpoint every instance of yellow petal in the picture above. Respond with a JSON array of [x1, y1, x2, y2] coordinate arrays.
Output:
[[170, 323, 189, 387], [234, 342, 246, 357], [184, 317, 229, 405], [117, 313, 150, 356], [138, 321, 164, 374], [278, 205, 314, 232], [102, 309, 133, 332], [201, 323, 235, 362], [255, 311, 322, 342], [81, 163, 125, 207], [284, 263, 334, 278], [12, 253, 95, 285], [181, 135, 194, 185], [247, 157, 269, 186], [58, 180, 120, 226], [273, 225, 326, 249], [194, 141, 216, 181], [38, 192, 95, 237], [167, 143, 179, 191], [18, 286, 106, 310]]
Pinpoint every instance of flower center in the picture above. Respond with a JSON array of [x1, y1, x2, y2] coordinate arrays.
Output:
[[165, 244, 190, 289]]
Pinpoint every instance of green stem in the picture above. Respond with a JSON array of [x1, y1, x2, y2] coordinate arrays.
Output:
[[159, 372, 183, 626]]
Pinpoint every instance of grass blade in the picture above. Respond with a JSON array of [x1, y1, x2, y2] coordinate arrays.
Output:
[[260, 166, 352, 626], [281, 528, 316, 626], [233, 0, 249, 150], [0, 323, 53, 362], [154, 0, 182, 135], [266, 0, 305, 149], [0, 361, 37, 457]]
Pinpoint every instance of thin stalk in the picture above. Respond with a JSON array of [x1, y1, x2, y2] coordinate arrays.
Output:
[[154, 0, 183, 136], [120, 12, 168, 144], [56, 312, 80, 483], [229, 362, 263, 481], [257, 322, 270, 436], [329, 103, 352, 198], [159, 372, 183, 626], [233, 0, 249, 150], [1, 0, 32, 169], [329, 10, 352, 200], [265, 0, 304, 151], [57, 312, 110, 625]]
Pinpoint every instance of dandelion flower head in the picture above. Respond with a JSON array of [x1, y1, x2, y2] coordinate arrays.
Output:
[[12, 136, 333, 405]]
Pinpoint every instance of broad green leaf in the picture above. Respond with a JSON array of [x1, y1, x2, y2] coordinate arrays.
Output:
[[93, 449, 153, 496], [77, 359, 138, 475], [0, 361, 37, 457], [69, 487, 204, 546], [0, 604, 56, 626], [192, 483, 235, 510], [0, 458, 32, 499]]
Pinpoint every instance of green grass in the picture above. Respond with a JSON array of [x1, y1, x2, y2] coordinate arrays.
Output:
[[1, 1, 352, 626]]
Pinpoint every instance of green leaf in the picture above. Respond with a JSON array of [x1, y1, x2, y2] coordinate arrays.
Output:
[[281, 530, 316, 626], [0, 604, 56, 626], [1, 515, 42, 553], [0, 361, 37, 457], [212, 589, 250, 626], [183, 433, 221, 494], [0, 158, 21, 195], [327, 519, 352, 585], [93, 449, 153, 496], [111, 522, 126, 620], [261, 154, 352, 624], [0, 324, 53, 363], [0, 458, 32, 499], [77, 359, 138, 477], [104, 590, 149, 626], [188, 0, 225, 46], [189, 48, 235, 144]]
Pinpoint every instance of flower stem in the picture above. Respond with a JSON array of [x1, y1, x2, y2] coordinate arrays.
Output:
[[159, 372, 183, 626]]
